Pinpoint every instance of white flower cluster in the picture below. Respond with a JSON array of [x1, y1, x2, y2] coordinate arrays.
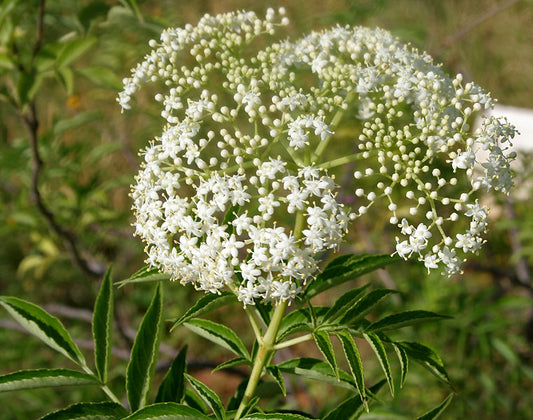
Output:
[[121, 9, 516, 304]]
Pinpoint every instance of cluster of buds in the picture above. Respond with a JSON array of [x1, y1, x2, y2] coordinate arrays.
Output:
[[121, 9, 516, 304]]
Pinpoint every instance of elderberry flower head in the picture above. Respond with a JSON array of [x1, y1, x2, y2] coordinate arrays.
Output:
[[121, 9, 516, 304]]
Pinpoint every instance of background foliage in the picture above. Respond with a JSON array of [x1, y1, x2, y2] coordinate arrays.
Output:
[[0, 0, 532, 418]]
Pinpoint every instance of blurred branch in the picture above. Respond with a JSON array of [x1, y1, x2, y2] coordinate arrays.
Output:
[[435, 0, 521, 57], [20, 0, 105, 278]]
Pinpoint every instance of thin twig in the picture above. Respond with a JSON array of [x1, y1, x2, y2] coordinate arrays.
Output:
[[20, 0, 105, 278]]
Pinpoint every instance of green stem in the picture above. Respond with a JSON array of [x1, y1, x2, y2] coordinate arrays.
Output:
[[235, 300, 289, 419], [81, 365, 123, 406], [272, 333, 313, 350], [318, 153, 364, 170]]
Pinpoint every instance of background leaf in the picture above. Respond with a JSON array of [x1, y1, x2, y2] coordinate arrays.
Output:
[[126, 284, 163, 412], [416, 394, 453, 420]]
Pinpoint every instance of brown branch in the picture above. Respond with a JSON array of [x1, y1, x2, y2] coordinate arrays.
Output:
[[434, 0, 521, 57], [20, 0, 105, 278]]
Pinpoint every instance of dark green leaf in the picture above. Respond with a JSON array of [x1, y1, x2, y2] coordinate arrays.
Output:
[[340, 289, 398, 326], [78, 66, 123, 90], [363, 333, 394, 396], [184, 388, 207, 413], [56, 37, 97, 68], [313, 330, 338, 380], [365, 310, 451, 333], [17, 71, 38, 105], [171, 292, 237, 330], [126, 284, 163, 411], [324, 284, 370, 322], [116, 265, 170, 288], [322, 380, 385, 420], [78, 2, 110, 33], [392, 343, 408, 388], [93, 267, 114, 383], [212, 356, 250, 373], [0, 369, 97, 392], [277, 307, 329, 342], [304, 253, 401, 298], [397, 341, 450, 385], [185, 374, 225, 420], [227, 379, 248, 411], [266, 365, 286, 396], [156, 345, 187, 403], [336, 331, 367, 411], [0, 296, 86, 366], [183, 319, 249, 359], [39, 402, 127, 420], [122, 402, 210, 419], [254, 301, 273, 325], [277, 358, 354, 389], [416, 394, 453, 420]]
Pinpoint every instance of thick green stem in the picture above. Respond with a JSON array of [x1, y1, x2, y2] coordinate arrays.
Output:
[[235, 300, 289, 419]]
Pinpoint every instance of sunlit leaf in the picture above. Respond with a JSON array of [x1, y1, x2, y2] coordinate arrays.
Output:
[[0, 296, 86, 366], [121, 402, 209, 419], [336, 331, 367, 411], [39, 402, 127, 420], [365, 310, 451, 333], [392, 343, 408, 388], [304, 253, 401, 298], [171, 292, 237, 330], [186, 374, 225, 420], [212, 356, 250, 373], [92, 267, 114, 383], [277, 358, 354, 389], [126, 284, 163, 411], [313, 330, 338, 380], [0, 369, 97, 392], [116, 265, 170, 288], [324, 284, 370, 322], [78, 66, 123, 90], [56, 37, 97, 68], [183, 319, 249, 359], [363, 333, 394, 396]]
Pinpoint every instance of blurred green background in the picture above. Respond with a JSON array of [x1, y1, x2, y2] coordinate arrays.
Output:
[[1, 0, 532, 418]]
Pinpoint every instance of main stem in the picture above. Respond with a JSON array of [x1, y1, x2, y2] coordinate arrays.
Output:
[[235, 299, 289, 419]]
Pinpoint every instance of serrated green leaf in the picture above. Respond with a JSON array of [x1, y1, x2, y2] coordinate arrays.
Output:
[[171, 292, 237, 330], [322, 380, 385, 420], [116, 265, 170, 288], [243, 414, 313, 420], [336, 331, 367, 411], [277, 358, 354, 389], [56, 37, 97, 68], [122, 402, 210, 419], [365, 310, 451, 333], [277, 307, 329, 342], [155, 345, 187, 403], [183, 319, 249, 359], [78, 66, 123, 90], [313, 330, 338, 380], [212, 356, 250, 373], [363, 333, 394, 396], [0, 296, 86, 366], [185, 374, 225, 420], [304, 254, 401, 298], [416, 394, 453, 420], [392, 343, 408, 388], [340, 289, 398, 326], [324, 284, 370, 322], [266, 365, 286, 396], [126, 284, 163, 412], [39, 402, 127, 420], [397, 341, 450, 385], [0, 369, 97, 392], [93, 267, 114, 383]]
